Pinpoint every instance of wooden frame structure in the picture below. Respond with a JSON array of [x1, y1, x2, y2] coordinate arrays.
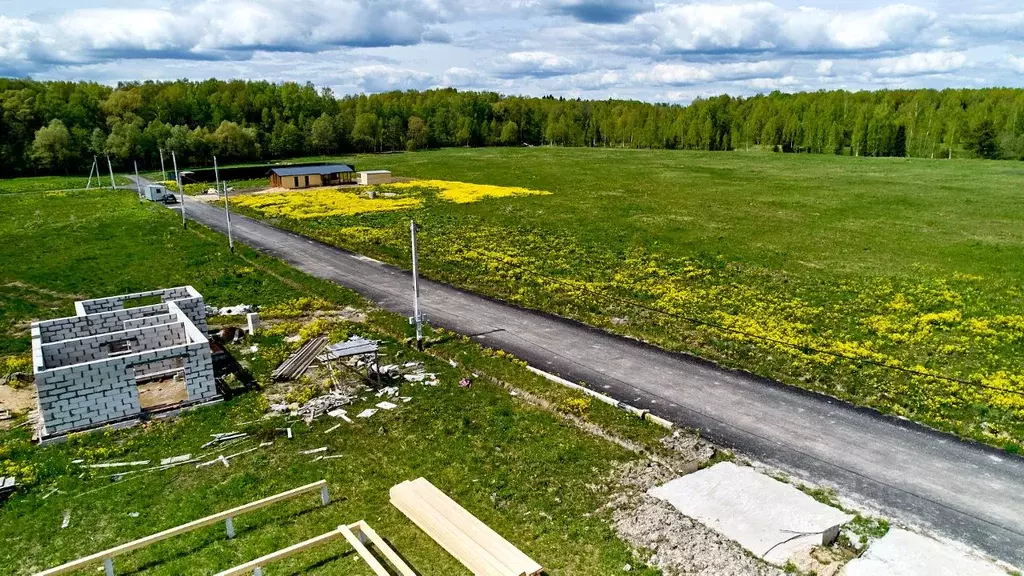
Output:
[[390, 478, 543, 576], [35, 480, 330, 576], [215, 520, 415, 576]]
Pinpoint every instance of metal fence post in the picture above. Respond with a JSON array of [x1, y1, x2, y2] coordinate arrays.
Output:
[[104, 557, 114, 576], [320, 486, 330, 506], [226, 516, 235, 538]]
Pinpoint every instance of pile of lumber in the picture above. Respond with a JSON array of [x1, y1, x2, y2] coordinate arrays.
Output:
[[272, 337, 327, 380], [390, 478, 542, 576]]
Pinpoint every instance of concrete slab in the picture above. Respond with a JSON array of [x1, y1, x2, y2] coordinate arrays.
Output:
[[649, 462, 853, 565], [842, 529, 1007, 576]]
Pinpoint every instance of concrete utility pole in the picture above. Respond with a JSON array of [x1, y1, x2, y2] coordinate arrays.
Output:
[[172, 151, 186, 229], [159, 148, 167, 180], [214, 156, 234, 252], [86, 157, 97, 189], [409, 219, 425, 351], [106, 156, 116, 189], [134, 161, 142, 203]]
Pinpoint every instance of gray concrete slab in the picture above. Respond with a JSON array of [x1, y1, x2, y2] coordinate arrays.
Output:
[[650, 462, 853, 564], [842, 529, 1006, 576], [143, 179, 1024, 567]]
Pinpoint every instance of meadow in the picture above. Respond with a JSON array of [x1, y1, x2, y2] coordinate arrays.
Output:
[[228, 148, 1024, 450], [0, 174, 130, 194], [0, 186, 677, 574]]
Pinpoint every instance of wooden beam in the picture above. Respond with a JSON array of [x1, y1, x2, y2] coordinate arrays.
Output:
[[340, 524, 392, 576], [35, 480, 329, 576], [406, 478, 538, 575], [214, 526, 347, 576], [350, 520, 417, 576], [391, 480, 515, 576], [390, 478, 542, 576], [215, 521, 414, 576]]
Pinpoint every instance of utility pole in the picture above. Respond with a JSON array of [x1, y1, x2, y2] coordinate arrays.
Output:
[[214, 156, 234, 252], [86, 157, 97, 189], [106, 155, 116, 189], [159, 148, 167, 180], [133, 161, 142, 203], [172, 151, 186, 229], [409, 219, 425, 351]]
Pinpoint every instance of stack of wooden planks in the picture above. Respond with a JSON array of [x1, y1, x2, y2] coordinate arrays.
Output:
[[271, 337, 327, 380], [390, 478, 542, 576]]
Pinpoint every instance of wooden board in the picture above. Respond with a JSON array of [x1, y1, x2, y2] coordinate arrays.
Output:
[[406, 478, 539, 574], [390, 478, 542, 576], [216, 527, 346, 576], [216, 521, 414, 576], [36, 480, 328, 576], [351, 520, 417, 576], [392, 483, 512, 576]]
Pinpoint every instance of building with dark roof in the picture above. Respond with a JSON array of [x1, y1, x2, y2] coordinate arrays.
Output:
[[268, 164, 355, 189]]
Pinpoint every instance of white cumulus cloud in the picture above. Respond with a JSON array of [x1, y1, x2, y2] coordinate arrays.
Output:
[[612, 2, 937, 56], [493, 51, 589, 77], [635, 60, 786, 86], [876, 50, 967, 76]]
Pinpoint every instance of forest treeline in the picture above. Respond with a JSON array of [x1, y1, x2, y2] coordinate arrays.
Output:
[[3, 78, 1023, 175]]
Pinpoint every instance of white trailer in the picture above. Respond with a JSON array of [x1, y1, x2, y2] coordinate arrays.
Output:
[[145, 184, 176, 203]]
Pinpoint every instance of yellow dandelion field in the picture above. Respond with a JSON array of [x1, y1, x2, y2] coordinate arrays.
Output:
[[232, 189, 422, 219], [389, 179, 551, 204]]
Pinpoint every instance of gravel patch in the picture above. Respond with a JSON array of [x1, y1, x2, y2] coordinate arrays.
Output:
[[603, 432, 785, 576]]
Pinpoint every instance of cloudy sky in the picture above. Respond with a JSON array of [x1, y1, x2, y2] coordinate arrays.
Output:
[[1, 0, 1023, 103]]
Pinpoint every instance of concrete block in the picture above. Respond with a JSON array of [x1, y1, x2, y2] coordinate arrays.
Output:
[[842, 529, 1006, 576], [649, 462, 853, 565]]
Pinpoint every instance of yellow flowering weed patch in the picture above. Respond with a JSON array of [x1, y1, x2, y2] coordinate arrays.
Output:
[[232, 189, 422, 219], [388, 179, 551, 204]]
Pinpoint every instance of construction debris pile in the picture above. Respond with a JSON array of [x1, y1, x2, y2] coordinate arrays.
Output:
[[377, 362, 440, 387], [266, 332, 440, 426]]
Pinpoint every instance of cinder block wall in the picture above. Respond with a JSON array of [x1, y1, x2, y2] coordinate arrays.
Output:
[[36, 342, 218, 435], [135, 357, 184, 379], [74, 287, 206, 331], [40, 323, 187, 369], [124, 313, 178, 330], [32, 286, 216, 436], [183, 343, 217, 401], [36, 358, 140, 434], [36, 303, 170, 344]]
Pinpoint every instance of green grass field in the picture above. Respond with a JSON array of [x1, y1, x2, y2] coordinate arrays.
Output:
[[228, 148, 1024, 450], [0, 186, 680, 575], [0, 174, 132, 194]]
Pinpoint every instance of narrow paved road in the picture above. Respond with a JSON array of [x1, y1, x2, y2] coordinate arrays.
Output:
[[159, 185, 1023, 567]]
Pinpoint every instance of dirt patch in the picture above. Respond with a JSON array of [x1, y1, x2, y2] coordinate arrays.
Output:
[[137, 376, 188, 410], [0, 384, 37, 428], [602, 433, 785, 576], [314, 307, 368, 323]]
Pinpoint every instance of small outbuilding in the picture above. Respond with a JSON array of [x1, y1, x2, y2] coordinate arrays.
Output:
[[358, 170, 392, 185], [269, 164, 355, 189]]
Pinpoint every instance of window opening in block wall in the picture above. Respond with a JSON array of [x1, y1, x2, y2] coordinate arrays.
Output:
[[124, 294, 163, 308], [108, 339, 134, 356]]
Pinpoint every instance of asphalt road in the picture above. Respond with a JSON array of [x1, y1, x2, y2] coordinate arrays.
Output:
[[160, 185, 1024, 567]]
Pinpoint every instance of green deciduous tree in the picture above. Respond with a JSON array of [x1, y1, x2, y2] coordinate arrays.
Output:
[[31, 119, 72, 171], [406, 116, 428, 151], [352, 113, 380, 152]]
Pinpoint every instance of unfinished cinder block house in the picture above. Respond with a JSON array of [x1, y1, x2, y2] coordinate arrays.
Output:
[[31, 286, 219, 440]]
